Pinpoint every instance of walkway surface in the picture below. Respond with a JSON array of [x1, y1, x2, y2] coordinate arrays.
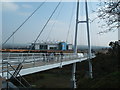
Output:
[[0, 53, 95, 79]]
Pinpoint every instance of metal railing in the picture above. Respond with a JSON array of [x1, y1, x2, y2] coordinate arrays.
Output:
[[2, 52, 95, 79], [2, 53, 79, 62]]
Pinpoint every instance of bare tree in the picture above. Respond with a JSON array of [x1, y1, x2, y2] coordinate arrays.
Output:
[[97, 0, 120, 33]]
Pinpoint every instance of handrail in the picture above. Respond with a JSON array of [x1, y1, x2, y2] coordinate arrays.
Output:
[[3, 53, 79, 63], [2, 53, 95, 78]]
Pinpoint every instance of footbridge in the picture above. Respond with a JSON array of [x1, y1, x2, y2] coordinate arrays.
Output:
[[0, 52, 95, 79], [1, 0, 96, 88]]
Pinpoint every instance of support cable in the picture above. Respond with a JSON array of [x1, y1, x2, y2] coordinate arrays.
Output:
[[66, 3, 75, 43], [45, 3, 64, 41], [2, 1, 46, 46], [74, 0, 79, 54], [32, 1, 61, 46], [21, 1, 62, 63]]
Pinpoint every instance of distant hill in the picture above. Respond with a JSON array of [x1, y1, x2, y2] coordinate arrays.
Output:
[[77, 45, 109, 50], [3, 43, 109, 50]]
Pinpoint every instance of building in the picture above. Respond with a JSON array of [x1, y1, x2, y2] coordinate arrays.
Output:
[[59, 42, 67, 50], [67, 44, 73, 50], [31, 42, 73, 51]]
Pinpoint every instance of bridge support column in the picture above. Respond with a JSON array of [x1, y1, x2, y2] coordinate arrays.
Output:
[[88, 59, 93, 78], [71, 63, 76, 88], [85, 0, 93, 79]]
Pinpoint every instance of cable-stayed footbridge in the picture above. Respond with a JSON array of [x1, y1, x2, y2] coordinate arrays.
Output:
[[1, 0, 95, 89]]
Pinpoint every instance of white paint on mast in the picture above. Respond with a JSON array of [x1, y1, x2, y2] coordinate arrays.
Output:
[[71, 0, 79, 88], [85, 0, 93, 79]]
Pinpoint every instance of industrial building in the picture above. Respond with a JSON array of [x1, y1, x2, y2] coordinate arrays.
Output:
[[31, 42, 73, 51]]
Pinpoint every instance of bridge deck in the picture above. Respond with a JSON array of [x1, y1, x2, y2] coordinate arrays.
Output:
[[0, 53, 95, 79]]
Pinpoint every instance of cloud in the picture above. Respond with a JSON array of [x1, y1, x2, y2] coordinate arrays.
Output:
[[18, 12, 31, 16], [2, 3, 32, 16], [2, 2, 19, 11], [48, 19, 66, 26], [21, 4, 32, 9]]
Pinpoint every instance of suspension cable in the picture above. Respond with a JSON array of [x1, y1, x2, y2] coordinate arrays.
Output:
[[66, 3, 75, 43], [45, 3, 64, 41], [20, 1, 62, 64], [32, 1, 62, 45], [2, 1, 46, 46]]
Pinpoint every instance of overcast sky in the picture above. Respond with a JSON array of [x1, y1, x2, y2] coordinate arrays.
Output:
[[1, 1, 118, 47]]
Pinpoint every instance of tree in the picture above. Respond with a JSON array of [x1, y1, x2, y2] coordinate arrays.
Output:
[[108, 40, 120, 56], [97, 0, 120, 33], [109, 41, 115, 48]]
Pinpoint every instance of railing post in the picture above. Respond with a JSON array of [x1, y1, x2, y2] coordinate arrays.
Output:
[[33, 53, 35, 66], [44, 53, 46, 63], [64, 53, 66, 61], [69, 53, 70, 59], [39, 53, 41, 61], [8, 53, 10, 62], [22, 53, 23, 63], [60, 54, 62, 68], [7, 62, 9, 89], [2, 53, 3, 77], [18, 53, 20, 62]]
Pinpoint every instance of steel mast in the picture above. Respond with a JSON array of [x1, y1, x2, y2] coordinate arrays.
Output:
[[85, 0, 93, 78], [71, 0, 79, 88], [77, 0, 93, 79], [71, 0, 93, 88]]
